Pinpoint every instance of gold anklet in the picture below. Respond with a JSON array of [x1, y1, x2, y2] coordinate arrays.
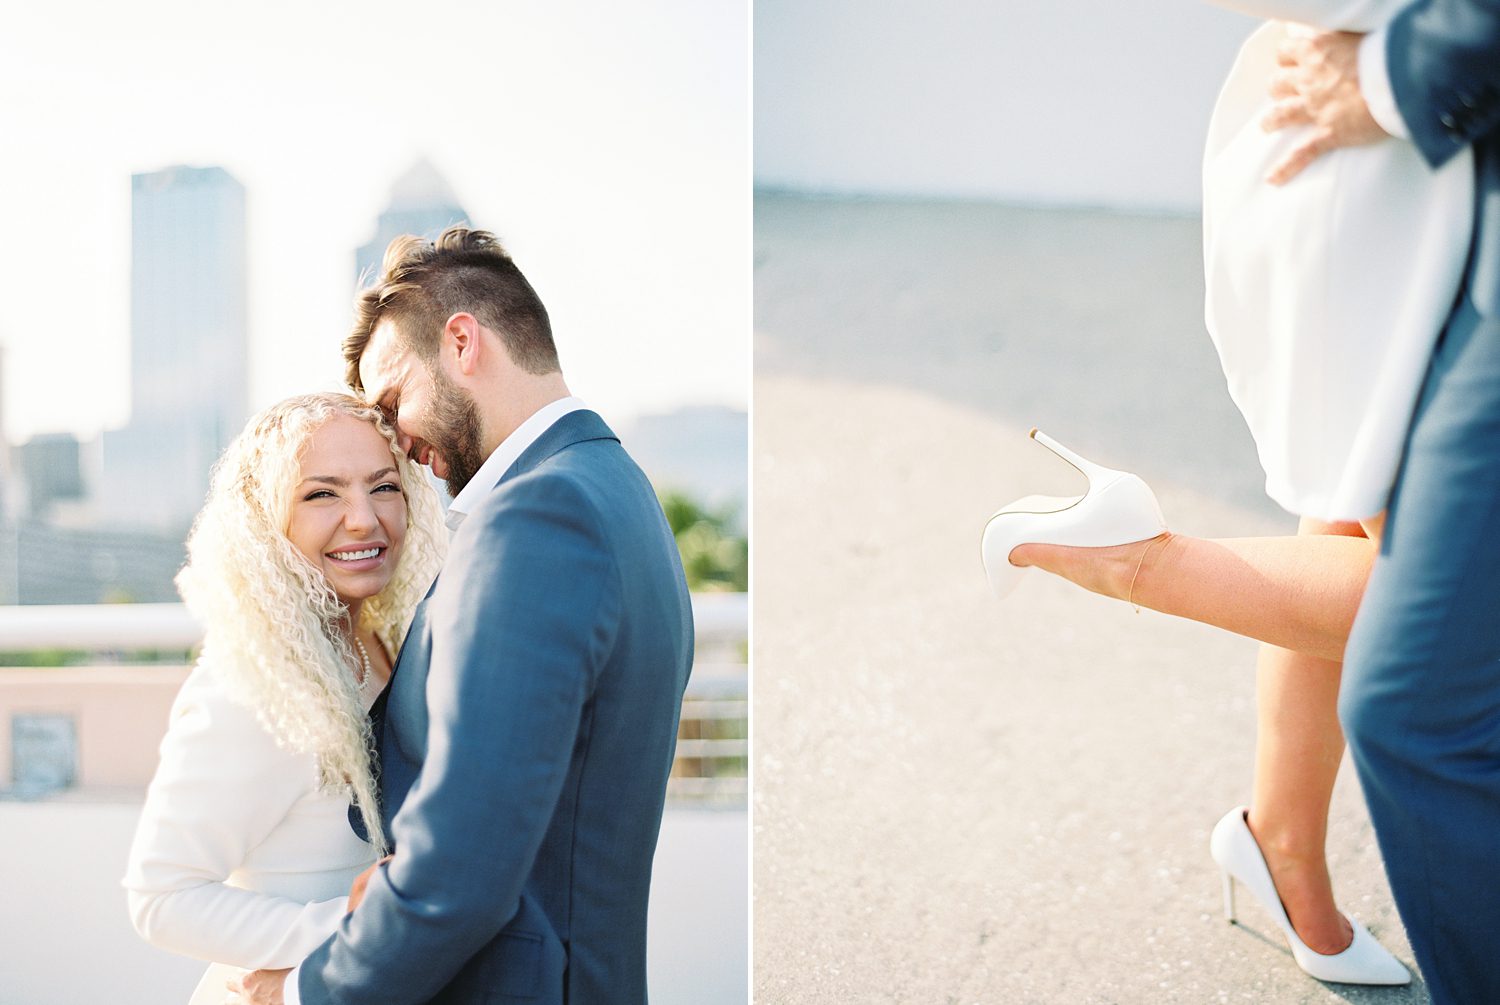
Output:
[[1128, 534, 1170, 613]]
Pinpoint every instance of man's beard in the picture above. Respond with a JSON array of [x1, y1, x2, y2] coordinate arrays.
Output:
[[428, 367, 487, 497]]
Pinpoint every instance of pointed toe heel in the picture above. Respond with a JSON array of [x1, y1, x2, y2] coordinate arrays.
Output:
[[1209, 807, 1411, 986], [980, 429, 1168, 600]]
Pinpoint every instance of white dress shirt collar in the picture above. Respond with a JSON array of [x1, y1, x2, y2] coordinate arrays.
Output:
[[444, 396, 587, 531]]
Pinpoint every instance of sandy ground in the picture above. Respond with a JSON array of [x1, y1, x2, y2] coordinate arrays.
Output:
[[751, 193, 1428, 1004]]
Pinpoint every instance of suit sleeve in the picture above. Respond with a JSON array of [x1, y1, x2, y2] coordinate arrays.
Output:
[[1383, 0, 1500, 166], [296, 472, 619, 1004], [121, 671, 351, 969]]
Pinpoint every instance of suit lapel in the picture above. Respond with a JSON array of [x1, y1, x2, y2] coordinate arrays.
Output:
[[348, 578, 437, 843], [350, 410, 616, 842], [498, 409, 618, 488]]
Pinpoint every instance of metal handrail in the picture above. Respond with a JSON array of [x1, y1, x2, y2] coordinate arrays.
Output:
[[0, 594, 748, 651]]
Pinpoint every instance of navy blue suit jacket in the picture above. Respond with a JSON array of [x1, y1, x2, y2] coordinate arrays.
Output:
[[1386, 0, 1500, 316], [298, 409, 694, 1004]]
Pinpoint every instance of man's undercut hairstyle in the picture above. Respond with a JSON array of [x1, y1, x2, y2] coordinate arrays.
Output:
[[345, 226, 558, 392]]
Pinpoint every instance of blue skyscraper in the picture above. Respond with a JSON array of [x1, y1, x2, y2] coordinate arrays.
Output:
[[102, 165, 248, 531]]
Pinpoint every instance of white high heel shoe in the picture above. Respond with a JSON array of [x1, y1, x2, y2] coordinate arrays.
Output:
[[980, 428, 1168, 599], [1210, 806, 1411, 985]]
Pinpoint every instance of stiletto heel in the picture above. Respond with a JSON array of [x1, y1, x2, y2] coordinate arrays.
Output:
[[1209, 807, 1410, 985], [980, 428, 1168, 599], [1031, 428, 1112, 481]]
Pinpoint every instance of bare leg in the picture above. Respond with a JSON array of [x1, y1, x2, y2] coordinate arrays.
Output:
[[1246, 517, 1376, 955], [1009, 526, 1376, 662], [1248, 640, 1351, 953], [1013, 513, 1386, 952]]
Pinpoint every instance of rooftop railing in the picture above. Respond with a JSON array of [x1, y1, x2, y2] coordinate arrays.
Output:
[[0, 594, 748, 805]]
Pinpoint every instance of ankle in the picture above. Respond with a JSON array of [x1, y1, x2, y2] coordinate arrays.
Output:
[[1246, 812, 1328, 867], [1120, 532, 1172, 606]]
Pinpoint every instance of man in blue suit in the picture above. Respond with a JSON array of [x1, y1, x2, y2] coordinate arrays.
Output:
[[241, 227, 694, 1003], [1265, 6, 1500, 1000]]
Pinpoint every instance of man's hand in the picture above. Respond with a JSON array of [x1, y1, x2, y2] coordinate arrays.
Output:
[[226, 967, 290, 1005], [1261, 28, 1389, 184], [348, 853, 394, 912]]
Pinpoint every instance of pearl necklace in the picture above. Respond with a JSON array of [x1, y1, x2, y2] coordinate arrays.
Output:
[[352, 636, 375, 695]]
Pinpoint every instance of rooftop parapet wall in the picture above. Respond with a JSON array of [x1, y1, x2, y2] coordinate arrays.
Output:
[[0, 597, 748, 802], [0, 665, 187, 792]]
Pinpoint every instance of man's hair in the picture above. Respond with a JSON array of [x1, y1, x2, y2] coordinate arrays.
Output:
[[345, 226, 557, 392]]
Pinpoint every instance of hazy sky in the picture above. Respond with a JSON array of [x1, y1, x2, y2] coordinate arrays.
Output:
[[755, 0, 1255, 209], [0, 0, 748, 443]]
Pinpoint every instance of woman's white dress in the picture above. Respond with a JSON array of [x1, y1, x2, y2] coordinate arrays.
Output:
[[122, 660, 378, 1004], [1202, 0, 1474, 520]]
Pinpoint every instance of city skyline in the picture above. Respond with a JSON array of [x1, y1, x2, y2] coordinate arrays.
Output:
[[0, 1, 749, 443], [102, 165, 248, 531]]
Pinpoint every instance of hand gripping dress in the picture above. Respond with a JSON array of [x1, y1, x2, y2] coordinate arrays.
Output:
[[1203, 0, 1474, 520]]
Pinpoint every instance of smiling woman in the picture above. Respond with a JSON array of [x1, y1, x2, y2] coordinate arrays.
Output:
[[286, 414, 410, 640], [121, 392, 446, 1005]]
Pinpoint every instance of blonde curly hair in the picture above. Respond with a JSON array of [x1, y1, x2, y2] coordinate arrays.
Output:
[[175, 392, 446, 855]]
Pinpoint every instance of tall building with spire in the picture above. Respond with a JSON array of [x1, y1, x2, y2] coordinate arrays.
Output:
[[355, 158, 470, 282], [101, 165, 249, 532]]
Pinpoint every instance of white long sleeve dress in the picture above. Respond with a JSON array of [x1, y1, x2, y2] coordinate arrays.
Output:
[[122, 659, 377, 1004], [1203, 0, 1474, 520]]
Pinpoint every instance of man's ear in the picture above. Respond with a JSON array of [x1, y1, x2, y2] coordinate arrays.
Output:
[[442, 313, 483, 376]]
